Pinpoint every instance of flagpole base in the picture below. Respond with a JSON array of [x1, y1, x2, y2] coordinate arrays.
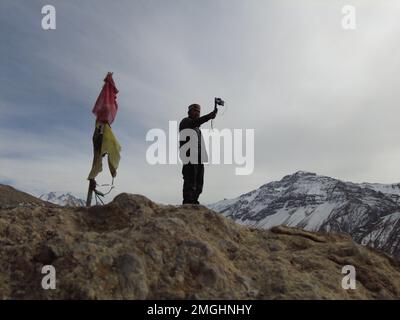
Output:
[[86, 179, 96, 207]]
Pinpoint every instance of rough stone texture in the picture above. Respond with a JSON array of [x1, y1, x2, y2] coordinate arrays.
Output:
[[0, 185, 52, 209], [1, 188, 400, 299]]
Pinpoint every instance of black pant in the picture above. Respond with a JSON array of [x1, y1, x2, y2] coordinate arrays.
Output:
[[182, 163, 204, 204]]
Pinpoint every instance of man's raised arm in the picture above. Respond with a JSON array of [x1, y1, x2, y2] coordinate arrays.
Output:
[[181, 110, 217, 129]]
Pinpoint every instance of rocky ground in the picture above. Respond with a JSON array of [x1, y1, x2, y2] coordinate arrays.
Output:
[[1, 185, 400, 299], [0, 185, 50, 208]]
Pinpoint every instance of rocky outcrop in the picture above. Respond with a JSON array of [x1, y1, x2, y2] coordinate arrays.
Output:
[[1, 188, 400, 299], [0, 184, 52, 209]]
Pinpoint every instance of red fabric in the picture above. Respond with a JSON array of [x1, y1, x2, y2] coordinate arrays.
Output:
[[92, 72, 119, 125]]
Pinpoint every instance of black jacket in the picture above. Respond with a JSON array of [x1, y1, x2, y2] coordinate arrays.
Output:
[[179, 112, 214, 164]]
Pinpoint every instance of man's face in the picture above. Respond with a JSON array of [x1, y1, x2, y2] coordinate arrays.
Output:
[[189, 105, 201, 119]]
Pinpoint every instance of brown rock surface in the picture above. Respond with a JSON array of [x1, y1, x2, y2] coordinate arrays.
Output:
[[0, 184, 52, 209], [1, 187, 400, 299]]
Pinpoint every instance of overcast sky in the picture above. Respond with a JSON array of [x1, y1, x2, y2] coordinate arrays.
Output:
[[2, 0, 400, 204]]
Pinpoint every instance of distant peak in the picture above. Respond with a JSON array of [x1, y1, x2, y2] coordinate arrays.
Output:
[[293, 171, 317, 176], [39, 191, 85, 207], [281, 171, 317, 181]]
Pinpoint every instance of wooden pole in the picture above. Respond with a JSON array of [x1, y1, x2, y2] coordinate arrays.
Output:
[[86, 123, 104, 207], [86, 179, 96, 207]]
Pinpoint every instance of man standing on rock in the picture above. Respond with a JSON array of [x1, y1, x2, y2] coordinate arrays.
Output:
[[179, 104, 217, 204]]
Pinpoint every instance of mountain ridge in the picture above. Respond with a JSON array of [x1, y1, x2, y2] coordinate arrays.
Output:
[[209, 171, 400, 259], [39, 191, 85, 207]]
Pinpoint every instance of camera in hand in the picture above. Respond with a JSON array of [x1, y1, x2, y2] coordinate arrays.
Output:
[[215, 97, 225, 106]]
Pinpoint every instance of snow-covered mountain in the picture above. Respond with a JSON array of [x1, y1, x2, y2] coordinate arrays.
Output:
[[39, 191, 85, 207], [209, 171, 400, 258]]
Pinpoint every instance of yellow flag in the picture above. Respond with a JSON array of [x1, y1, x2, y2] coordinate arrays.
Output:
[[88, 121, 121, 180]]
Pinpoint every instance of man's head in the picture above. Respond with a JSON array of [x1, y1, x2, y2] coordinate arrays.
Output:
[[188, 104, 201, 119]]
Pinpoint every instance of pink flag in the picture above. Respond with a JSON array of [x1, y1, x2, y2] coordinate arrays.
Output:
[[92, 72, 119, 125]]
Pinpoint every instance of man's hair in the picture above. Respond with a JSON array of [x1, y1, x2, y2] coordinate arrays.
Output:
[[188, 104, 201, 112]]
